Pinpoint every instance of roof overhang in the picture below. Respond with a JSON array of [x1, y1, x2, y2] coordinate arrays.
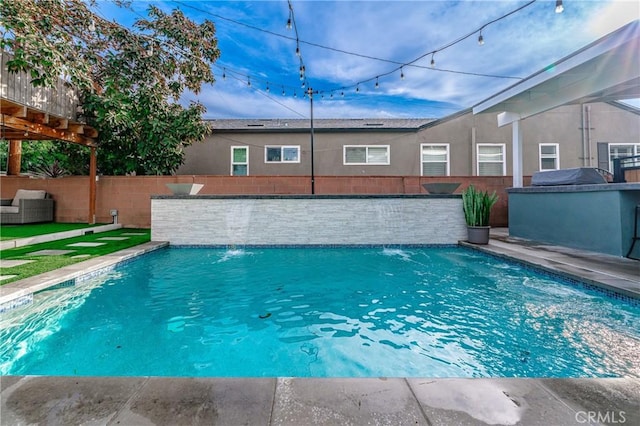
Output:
[[472, 20, 640, 126]]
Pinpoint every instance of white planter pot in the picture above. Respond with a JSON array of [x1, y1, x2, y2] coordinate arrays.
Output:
[[166, 183, 204, 195]]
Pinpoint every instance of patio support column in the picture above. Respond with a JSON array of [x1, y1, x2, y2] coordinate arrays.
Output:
[[88, 146, 97, 224], [512, 119, 523, 188], [7, 140, 22, 175]]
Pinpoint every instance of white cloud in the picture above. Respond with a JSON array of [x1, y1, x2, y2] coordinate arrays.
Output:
[[112, 1, 638, 119]]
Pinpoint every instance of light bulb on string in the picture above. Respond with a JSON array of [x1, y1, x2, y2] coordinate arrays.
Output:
[[341, 91, 344, 97], [555, 0, 564, 13], [88, 19, 96, 32], [247, 77, 251, 87], [356, 84, 360, 93], [282, 86, 285, 96], [295, 46, 300, 56], [400, 67, 405, 80], [301, 81, 305, 88], [478, 31, 484, 45], [375, 77, 379, 89], [222, 68, 226, 80], [294, 90, 297, 98], [266, 84, 270, 93], [430, 54, 435, 68]]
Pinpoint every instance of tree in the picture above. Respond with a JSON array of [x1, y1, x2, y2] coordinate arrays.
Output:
[[0, 0, 220, 175]]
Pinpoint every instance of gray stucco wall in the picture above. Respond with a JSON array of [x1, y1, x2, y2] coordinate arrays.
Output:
[[151, 195, 466, 246], [179, 103, 640, 177], [508, 184, 640, 257]]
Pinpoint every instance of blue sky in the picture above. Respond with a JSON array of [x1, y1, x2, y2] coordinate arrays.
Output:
[[91, 0, 640, 119]]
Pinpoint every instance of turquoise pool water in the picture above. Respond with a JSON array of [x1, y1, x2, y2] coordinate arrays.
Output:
[[1, 247, 639, 377]]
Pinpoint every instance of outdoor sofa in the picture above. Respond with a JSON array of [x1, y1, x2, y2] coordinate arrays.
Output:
[[0, 189, 54, 224]]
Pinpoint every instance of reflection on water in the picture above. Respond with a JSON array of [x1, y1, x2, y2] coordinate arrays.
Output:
[[1, 247, 638, 378]]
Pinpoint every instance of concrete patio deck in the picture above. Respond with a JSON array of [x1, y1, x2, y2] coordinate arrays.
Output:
[[1, 230, 638, 425]]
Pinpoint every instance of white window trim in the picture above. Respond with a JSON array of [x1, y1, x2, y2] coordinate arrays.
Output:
[[230, 146, 248, 176], [608, 143, 640, 171], [264, 145, 301, 163], [538, 143, 560, 171], [476, 143, 506, 176], [420, 143, 450, 176], [343, 145, 390, 165]]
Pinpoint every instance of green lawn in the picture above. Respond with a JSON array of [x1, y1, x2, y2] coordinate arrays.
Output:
[[0, 228, 151, 285], [0, 223, 107, 241]]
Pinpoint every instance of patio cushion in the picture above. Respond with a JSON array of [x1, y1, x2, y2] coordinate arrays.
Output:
[[0, 206, 20, 214], [11, 189, 46, 207]]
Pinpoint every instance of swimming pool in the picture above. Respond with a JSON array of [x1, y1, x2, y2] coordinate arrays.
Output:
[[1, 246, 639, 377]]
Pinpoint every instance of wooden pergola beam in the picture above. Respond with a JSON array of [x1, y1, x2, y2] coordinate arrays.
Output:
[[1, 114, 96, 146], [2, 105, 27, 118]]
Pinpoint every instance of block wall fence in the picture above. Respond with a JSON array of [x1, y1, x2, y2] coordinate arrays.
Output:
[[0, 175, 529, 228]]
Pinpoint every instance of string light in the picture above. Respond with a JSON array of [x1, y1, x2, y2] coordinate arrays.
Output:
[[265, 83, 270, 93], [282, 86, 285, 96], [222, 68, 226, 80], [247, 76, 251, 87], [555, 0, 564, 14], [175, 0, 533, 99], [200, 0, 538, 103]]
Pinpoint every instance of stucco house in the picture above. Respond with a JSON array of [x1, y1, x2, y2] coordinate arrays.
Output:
[[178, 101, 640, 178]]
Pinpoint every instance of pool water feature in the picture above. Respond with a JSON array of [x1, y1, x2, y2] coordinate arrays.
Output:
[[1, 247, 639, 378]]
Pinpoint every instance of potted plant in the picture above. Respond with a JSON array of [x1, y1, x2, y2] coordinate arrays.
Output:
[[462, 185, 498, 244]]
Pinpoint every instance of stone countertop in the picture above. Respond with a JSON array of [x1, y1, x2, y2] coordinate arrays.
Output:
[[151, 194, 462, 199]]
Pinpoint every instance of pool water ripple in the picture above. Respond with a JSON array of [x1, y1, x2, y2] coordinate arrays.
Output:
[[1, 247, 639, 378]]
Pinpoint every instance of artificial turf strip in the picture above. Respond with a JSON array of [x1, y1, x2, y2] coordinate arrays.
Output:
[[0, 229, 150, 285], [0, 223, 106, 241]]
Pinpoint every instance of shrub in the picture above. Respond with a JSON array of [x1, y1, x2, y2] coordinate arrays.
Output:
[[462, 185, 499, 226]]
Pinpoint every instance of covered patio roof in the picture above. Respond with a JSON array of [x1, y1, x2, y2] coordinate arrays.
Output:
[[473, 19, 640, 187], [1, 50, 99, 223]]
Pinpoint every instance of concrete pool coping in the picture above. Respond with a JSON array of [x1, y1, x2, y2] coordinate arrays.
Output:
[[1, 376, 638, 425], [1, 232, 639, 425]]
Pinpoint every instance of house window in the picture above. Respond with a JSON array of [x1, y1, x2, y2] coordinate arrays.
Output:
[[344, 145, 390, 165], [265, 146, 300, 163], [477, 144, 506, 176], [539, 143, 560, 171], [608, 143, 640, 171], [231, 146, 248, 176], [421, 144, 449, 176]]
